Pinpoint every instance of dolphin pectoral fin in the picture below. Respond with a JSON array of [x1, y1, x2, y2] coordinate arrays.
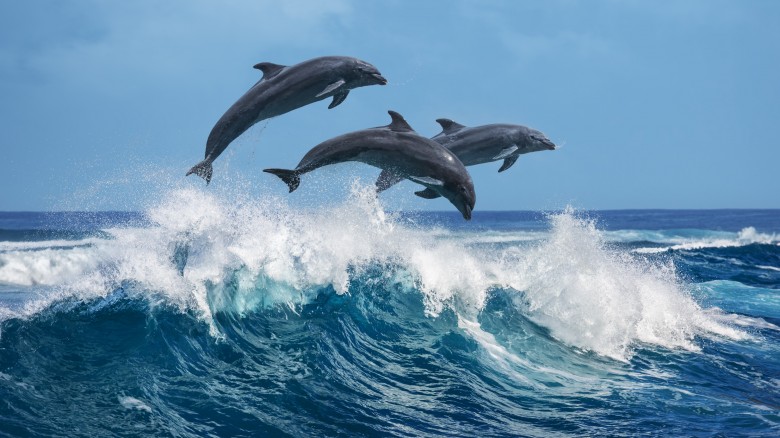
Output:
[[414, 188, 442, 199], [498, 155, 519, 173], [375, 169, 404, 192], [253, 62, 286, 80], [408, 175, 444, 187], [492, 145, 519, 160], [186, 159, 214, 184], [316, 79, 346, 98], [263, 168, 301, 193], [328, 90, 350, 109]]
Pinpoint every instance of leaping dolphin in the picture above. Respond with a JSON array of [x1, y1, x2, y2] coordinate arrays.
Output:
[[187, 56, 388, 183], [376, 119, 555, 196], [263, 111, 476, 220]]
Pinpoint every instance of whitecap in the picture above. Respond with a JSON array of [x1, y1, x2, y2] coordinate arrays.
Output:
[[118, 396, 152, 413], [0, 187, 751, 361], [633, 226, 777, 254]]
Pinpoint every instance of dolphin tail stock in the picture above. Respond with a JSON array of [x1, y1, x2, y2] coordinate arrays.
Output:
[[186, 159, 214, 184], [263, 168, 301, 193]]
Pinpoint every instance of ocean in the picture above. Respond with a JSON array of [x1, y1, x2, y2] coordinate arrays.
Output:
[[1, 188, 778, 436]]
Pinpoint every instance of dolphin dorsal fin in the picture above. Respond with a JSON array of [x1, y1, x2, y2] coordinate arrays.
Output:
[[435, 118, 466, 135], [387, 111, 415, 132], [253, 62, 286, 80]]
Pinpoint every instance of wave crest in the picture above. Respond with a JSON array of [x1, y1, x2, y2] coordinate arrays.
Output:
[[496, 208, 748, 360], [0, 189, 749, 359]]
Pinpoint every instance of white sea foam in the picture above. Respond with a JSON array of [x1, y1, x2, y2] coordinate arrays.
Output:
[[0, 248, 101, 286], [494, 208, 749, 361], [0, 187, 751, 360], [118, 396, 152, 413], [457, 317, 537, 386], [704, 309, 779, 332], [427, 229, 549, 245], [633, 226, 777, 254], [0, 238, 101, 252]]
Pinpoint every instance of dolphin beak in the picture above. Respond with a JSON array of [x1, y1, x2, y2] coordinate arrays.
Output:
[[545, 139, 557, 150], [372, 73, 388, 85], [460, 203, 472, 221]]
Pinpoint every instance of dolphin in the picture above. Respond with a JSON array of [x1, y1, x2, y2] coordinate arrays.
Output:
[[263, 111, 476, 220], [375, 119, 556, 196], [187, 56, 388, 183]]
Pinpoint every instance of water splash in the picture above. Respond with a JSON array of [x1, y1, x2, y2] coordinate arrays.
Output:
[[499, 208, 749, 361], [0, 190, 749, 359]]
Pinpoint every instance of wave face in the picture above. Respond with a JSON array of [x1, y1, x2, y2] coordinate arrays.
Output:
[[1, 191, 779, 436]]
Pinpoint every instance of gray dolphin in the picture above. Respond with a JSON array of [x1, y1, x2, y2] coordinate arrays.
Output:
[[187, 56, 387, 183], [263, 111, 476, 220], [376, 119, 555, 196]]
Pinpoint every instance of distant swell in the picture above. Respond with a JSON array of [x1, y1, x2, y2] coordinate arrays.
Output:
[[632, 226, 778, 254]]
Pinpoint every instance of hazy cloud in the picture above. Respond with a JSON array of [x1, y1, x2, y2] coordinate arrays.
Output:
[[500, 30, 613, 61], [605, 0, 748, 26], [0, 0, 354, 92]]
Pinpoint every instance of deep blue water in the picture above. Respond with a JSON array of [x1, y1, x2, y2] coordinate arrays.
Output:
[[1, 193, 779, 436]]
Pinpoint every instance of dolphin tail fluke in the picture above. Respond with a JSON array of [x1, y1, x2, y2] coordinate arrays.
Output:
[[375, 169, 404, 193], [263, 168, 300, 193], [186, 159, 213, 184]]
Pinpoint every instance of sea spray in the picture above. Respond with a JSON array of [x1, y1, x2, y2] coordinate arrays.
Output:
[[1, 188, 748, 356], [500, 208, 748, 360]]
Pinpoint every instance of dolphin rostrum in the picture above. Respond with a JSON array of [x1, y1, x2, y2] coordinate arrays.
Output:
[[187, 56, 387, 183], [375, 119, 556, 197], [264, 111, 476, 220]]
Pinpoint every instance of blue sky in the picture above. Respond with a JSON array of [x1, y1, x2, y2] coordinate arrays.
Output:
[[1, 0, 778, 211]]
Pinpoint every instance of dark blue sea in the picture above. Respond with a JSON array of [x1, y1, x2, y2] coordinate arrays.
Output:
[[1, 189, 779, 436]]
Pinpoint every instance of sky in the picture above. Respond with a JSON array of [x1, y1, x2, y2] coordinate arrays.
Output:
[[1, 0, 779, 211]]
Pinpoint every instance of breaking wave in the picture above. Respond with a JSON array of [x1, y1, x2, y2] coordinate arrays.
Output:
[[0, 187, 751, 361]]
